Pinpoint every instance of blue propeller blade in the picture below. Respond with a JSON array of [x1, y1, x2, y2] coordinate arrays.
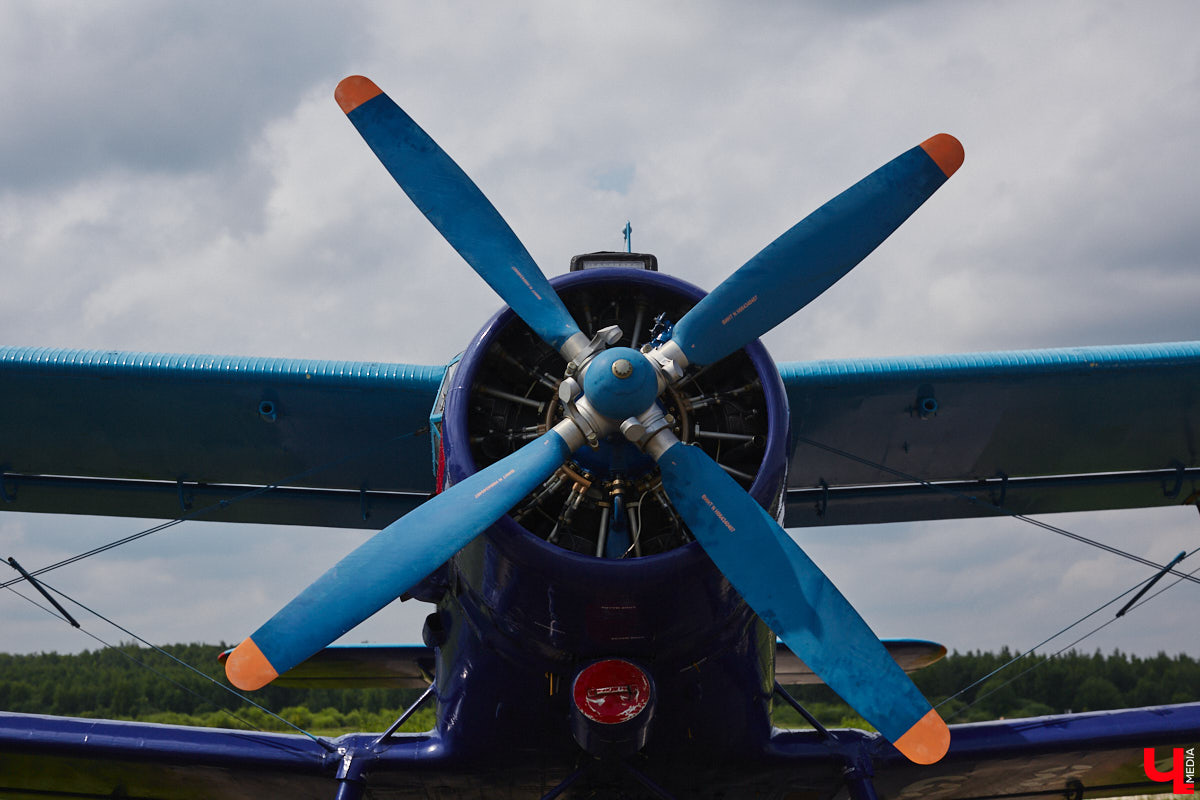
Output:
[[225, 427, 576, 691], [335, 76, 583, 356], [656, 440, 950, 764], [669, 135, 963, 367]]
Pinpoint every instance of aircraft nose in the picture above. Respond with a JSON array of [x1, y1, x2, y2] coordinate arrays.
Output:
[[582, 347, 658, 421]]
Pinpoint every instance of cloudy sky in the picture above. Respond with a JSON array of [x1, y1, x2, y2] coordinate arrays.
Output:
[[3, 0, 1199, 692]]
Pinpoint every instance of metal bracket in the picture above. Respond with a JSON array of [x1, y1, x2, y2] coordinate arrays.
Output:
[[990, 471, 1009, 508], [176, 480, 193, 512], [332, 746, 367, 800], [842, 758, 880, 800], [647, 312, 674, 349], [1163, 460, 1185, 499], [620, 404, 675, 460], [564, 325, 622, 378], [816, 480, 829, 519], [557, 378, 609, 447], [644, 339, 687, 387]]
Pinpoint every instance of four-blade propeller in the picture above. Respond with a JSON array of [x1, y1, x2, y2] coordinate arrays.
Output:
[[226, 75, 962, 765]]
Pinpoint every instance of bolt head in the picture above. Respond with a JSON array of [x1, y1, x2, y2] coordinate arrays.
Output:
[[612, 358, 634, 379]]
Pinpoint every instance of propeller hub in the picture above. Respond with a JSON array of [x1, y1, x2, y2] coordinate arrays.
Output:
[[582, 347, 659, 421]]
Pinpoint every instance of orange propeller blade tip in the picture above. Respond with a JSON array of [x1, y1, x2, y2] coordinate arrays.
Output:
[[893, 707, 951, 764], [920, 133, 964, 178], [224, 637, 280, 691], [335, 75, 384, 115]]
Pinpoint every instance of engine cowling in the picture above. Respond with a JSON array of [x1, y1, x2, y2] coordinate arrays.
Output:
[[428, 265, 792, 756], [433, 265, 790, 677]]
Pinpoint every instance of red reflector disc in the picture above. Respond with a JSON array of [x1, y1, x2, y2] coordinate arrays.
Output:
[[572, 659, 651, 725]]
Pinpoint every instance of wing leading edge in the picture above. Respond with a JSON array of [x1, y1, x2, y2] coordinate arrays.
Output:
[[780, 341, 1200, 526]]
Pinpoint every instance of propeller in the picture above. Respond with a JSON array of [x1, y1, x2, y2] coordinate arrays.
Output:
[[655, 437, 948, 763], [335, 76, 589, 361], [662, 133, 963, 370], [226, 75, 961, 765], [224, 421, 583, 691]]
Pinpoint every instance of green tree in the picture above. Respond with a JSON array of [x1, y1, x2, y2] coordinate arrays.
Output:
[[1073, 676, 1122, 712]]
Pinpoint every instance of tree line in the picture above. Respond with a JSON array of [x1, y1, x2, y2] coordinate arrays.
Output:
[[776, 646, 1200, 729], [0, 642, 432, 734], [1, 643, 1197, 734]]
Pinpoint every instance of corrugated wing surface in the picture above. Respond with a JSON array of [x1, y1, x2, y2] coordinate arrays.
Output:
[[780, 342, 1200, 526], [0, 347, 446, 528]]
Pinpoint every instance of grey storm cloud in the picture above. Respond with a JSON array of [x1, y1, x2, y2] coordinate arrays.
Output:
[[0, 2, 366, 190]]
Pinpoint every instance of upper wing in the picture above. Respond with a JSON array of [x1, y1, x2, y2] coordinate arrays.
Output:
[[0, 347, 446, 529], [780, 342, 1200, 526]]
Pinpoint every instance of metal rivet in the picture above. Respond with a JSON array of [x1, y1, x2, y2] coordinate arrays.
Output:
[[612, 358, 634, 379]]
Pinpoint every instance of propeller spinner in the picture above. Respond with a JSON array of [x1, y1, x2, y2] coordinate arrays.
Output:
[[226, 75, 961, 765]]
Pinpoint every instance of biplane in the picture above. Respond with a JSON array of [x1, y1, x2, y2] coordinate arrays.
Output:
[[1, 75, 1198, 798]]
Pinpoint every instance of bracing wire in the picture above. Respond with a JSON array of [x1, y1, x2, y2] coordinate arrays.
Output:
[[2, 575, 335, 751], [937, 545, 1200, 718], [793, 434, 1199, 718], [0, 426, 429, 743], [5, 583, 262, 733]]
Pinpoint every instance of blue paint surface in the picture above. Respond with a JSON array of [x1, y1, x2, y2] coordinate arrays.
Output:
[[778, 340, 1200, 383], [581, 346, 658, 420], [435, 267, 793, 758], [777, 340, 1200, 526], [0, 345, 445, 386], [0, 347, 445, 525], [346, 92, 581, 353], [657, 439, 935, 746], [248, 428, 572, 679], [570, 432, 654, 481], [672, 142, 952, 366]]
